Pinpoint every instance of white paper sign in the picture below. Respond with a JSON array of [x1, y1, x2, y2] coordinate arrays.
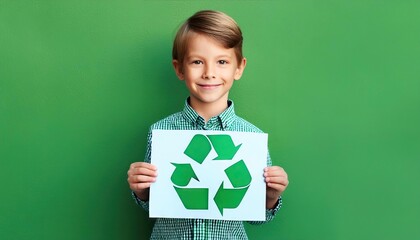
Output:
[[150, 130, 267, 221]]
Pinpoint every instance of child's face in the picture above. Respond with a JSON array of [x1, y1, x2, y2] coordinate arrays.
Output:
[[173, 33, 246, 109]]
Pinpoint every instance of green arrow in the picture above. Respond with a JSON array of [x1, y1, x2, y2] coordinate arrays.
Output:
[[207, 135, 242, 160], [170, 163, 198, 187], [213, 182, 250, 215], [184, 134, 212, 164], [174, 186, 209, 209], [224, 160, 252, 188]]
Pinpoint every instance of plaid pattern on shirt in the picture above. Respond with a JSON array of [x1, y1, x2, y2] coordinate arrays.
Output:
[[132, 99, 282, 240]]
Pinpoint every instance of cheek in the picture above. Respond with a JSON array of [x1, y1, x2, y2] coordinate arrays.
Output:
[[184, 68, 201, 78], [221, 69, 239, 79]]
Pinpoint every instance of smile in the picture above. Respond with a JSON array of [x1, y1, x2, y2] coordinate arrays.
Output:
[[197, 84, 222, 89]]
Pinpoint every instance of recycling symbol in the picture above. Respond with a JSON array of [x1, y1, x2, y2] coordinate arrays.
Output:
[[170, 134, 252, 215]]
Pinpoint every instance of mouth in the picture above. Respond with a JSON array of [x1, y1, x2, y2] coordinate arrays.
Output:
[[197, 83, 222, 89]]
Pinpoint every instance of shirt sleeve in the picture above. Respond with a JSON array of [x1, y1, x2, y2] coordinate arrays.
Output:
[[144, 129, 153, 164], [132, 191, 150, 211], [266, 196, 282, 218]]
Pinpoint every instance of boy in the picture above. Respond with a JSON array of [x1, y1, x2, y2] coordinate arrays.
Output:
[[127, 10, 289, 239]]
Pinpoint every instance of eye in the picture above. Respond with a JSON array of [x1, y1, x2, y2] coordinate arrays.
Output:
[[192, 60, 203, 64], [218, 60, 228, 65]]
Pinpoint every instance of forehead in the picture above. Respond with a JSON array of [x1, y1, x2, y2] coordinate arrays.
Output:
[[185, 32, 235, 57]]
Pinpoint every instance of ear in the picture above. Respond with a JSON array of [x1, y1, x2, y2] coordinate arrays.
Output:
[[234, 58, 247, 80], [172, 60, 185, 80]]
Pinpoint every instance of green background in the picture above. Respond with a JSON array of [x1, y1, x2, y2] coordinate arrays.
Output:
[[1, 1, 419, 239]]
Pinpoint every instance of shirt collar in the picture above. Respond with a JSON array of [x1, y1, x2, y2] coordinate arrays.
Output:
[[181, 98, 237, 130]]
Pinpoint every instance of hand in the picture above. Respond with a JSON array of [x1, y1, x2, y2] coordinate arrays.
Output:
[[264, 166, 289, 209], [127, 162, 157, 201]]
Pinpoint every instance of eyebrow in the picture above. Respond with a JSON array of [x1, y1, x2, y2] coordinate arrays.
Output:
[[186, 54, 233, 59]]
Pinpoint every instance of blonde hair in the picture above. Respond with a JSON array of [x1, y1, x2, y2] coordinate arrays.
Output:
[[172, 10, 244, 65]]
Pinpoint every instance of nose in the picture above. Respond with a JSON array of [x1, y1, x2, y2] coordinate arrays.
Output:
[[202, 64, 216, 79]]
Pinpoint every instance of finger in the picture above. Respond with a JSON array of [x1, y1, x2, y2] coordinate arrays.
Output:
[[128, 175, 156, 184], [266, 176, 289, 186], [264, 171, 287, 178], [128, 165, 158, 177], [129, 167, 158, 177], [267, 180, 288, 190], [266, 166, 286, 173], [264, 166, 283, 172], [264, 167, 287, 178], [129, 162, 157, 170], [130, 175, 156, 183], [267, 182, 287, 194]]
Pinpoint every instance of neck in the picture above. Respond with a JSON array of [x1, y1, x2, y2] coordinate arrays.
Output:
[[189, 98, 229, 123]]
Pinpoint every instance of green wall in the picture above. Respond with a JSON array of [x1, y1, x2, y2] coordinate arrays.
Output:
[[1, 1, 419, 239]]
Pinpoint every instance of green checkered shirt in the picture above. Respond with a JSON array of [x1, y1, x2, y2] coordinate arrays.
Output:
[[132, 99, 282, 239]]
